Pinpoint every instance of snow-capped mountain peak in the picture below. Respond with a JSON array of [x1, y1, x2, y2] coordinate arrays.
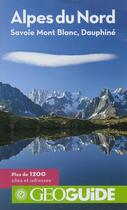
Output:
[[28, 89, 91, 117], [113, 87, 126, 95], [28, 87, 127, 119], [112, 88, 127, 105]]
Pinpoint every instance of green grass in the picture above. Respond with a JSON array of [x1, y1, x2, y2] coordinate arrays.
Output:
[[0, 111, 127, 145], [91, 117, 127, 130]]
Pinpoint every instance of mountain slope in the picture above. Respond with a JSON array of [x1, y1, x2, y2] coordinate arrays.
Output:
[[88, 88, 127, 119], [0, 82, 47, 116]]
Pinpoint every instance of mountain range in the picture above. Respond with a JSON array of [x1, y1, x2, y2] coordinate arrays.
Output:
[[28, 87, 127, 119], [0, 81, 127, 119]]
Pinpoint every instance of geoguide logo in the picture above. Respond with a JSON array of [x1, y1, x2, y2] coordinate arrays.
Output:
[[12, 186, 127, 204]]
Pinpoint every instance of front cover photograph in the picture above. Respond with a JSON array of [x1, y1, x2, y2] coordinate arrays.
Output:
[[0, 0, 127, 209]]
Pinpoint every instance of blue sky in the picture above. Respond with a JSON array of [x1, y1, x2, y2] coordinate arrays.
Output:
[[0, 0, 127, 98]]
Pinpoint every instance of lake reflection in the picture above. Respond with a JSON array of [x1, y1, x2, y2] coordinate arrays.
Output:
[[29, 133, 127, 156], [0, 133, 127, 162]]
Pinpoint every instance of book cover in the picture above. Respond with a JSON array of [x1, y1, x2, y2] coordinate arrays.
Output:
[[0, 0, 127, 209]]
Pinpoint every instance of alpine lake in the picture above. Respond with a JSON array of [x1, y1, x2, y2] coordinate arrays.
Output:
[[0, 128, 127, 210]]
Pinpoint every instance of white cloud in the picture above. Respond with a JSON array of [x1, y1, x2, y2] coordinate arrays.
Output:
[[3, 51, 117, 67]]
